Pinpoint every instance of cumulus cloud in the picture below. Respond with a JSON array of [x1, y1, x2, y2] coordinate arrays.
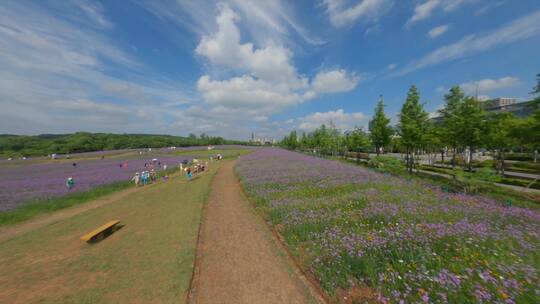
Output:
[[428, 24, 450, 39], [312, 69, 360, 94], [460, 77, 520, 94], [194, 4, 359, 117], [322, 0, 393, 28], [297, 109, 368, 131], [396, 10, 540, 75]]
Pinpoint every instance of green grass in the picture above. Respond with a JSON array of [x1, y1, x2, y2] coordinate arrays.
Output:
[[0, 161, 222, 303], [0, 181, 132, 226], [0, 167, 181, 227]]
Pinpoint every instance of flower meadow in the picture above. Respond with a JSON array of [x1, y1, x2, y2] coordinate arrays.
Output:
[[0, 155, 191, 211], [236, 148, 540, 303]]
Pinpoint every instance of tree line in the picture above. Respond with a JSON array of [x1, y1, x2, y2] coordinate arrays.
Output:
[[0, 132, 248, 157], [282, 74, 540, 174]]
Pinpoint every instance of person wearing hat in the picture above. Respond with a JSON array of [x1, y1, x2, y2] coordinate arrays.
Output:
[[132, 172, 141, 187], [66, 177, 74, 190]]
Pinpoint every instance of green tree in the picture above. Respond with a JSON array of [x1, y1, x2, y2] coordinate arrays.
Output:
[[457, 97, 487, 172], [531, 73, 540, 95], [346, 128, 370, 153], [487, 113, 518, 175], [398, 85, 429, 173], [439, 86, 465, 169], [369, 95, 392, 155]]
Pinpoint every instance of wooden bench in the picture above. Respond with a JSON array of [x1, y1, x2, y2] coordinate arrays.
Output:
[[80, 220, 120, 243]]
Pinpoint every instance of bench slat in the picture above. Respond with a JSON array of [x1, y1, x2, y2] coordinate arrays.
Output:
[[80, 220, 120, 242]]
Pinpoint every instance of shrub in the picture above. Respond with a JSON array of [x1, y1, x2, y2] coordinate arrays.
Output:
[[367, 156, 406, 175], [454, 168, 500, 194], [512, 161, 540, 171]]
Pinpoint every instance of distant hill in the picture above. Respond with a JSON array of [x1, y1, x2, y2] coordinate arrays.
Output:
[[0, 132, 248, 157]]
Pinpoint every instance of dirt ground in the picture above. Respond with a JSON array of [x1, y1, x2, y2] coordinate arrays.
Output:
[[188, 161, 324, 304]]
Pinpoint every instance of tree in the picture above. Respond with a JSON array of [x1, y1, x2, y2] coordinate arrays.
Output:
[[439, 86, 465, 169], [531, 73, 540, 95], [456, 97, 487, 172], [398, 85, 429, 173], [346, 128, 370, 154], [369, 95, 392, 155], [487, 113, 518, 175]]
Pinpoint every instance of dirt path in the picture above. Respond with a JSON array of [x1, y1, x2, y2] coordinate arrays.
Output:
[[189, 161, 324, 304], [0, 184, 143, 243]]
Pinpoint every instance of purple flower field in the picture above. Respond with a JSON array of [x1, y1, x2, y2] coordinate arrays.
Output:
[[237, 148, 540, 303], [0, 155, 191, 212]]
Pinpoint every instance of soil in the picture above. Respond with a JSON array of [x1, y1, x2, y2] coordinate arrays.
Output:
[[188, 161, 324, 304]]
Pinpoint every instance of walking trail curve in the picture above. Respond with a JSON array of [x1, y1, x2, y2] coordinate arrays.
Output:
[[189, 161, 324, 304]]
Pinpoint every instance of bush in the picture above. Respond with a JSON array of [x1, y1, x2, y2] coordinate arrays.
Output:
[[500, 178, 540, 190], [505, 153, 534, 161], [511, 161, 540, 171], [368, 156, 406, 175], [477, 159, 495, 168], [453, 168, 501, 194]]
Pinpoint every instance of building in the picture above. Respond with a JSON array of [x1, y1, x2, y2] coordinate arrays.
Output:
[[430, 98, 536, 123], [482, 98, 535, 118], [484, 97, 516, 108]]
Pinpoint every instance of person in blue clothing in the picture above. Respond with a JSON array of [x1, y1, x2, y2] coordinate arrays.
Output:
[[66, 177, 74, 190]]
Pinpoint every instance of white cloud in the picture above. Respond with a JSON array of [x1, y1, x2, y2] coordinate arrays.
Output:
[[407, 0, 476, 26], [195, 3, 307, 90], [323, 0, 393, 28], [138, 0, 323, 46], [407, 0, 440, 25], [460, 77, 520, 94], [312, 69, 360, 94], [72, 0, 114, 29], [396, 10, 540, 75], [297, 109, 368, 131], [443, 0, 477, 12], [428, 24, 449, 39], [194, 4, 358, 118], [474, 1, 506, 16], [0, 1, 192, 135], [197, 75, 305, 112], [477, 95, 491, 101]]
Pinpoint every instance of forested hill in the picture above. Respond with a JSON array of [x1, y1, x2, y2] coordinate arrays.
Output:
[[0, 132, 248, 157]]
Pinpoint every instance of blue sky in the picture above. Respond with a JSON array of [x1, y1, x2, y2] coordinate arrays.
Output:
[[1, 0, 539, 140]]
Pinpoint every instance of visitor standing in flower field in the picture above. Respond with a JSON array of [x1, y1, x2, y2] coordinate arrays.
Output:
[[132, 172, 140, 187], [66, 177, 74, 190]]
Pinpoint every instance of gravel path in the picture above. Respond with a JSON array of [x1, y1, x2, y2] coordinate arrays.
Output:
[[189, 161, 323, 304]]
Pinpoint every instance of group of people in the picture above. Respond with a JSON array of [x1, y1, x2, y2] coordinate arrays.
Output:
[[181, 158, 209, 180], [131, 169, 160, 187]]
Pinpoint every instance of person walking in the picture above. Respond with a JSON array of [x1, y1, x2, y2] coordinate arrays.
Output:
[[132, 172, 140, 187], [186, 167, 193, 180], [66, 177, 74, 190]]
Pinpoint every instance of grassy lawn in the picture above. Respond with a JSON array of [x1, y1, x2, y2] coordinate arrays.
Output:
[[0, 181, 132, 226], [0, 161, 222, 304]]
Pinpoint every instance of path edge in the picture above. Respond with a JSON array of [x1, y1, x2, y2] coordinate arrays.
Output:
[[233, 165, 330, 304], [186, 162, 223, 304]]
